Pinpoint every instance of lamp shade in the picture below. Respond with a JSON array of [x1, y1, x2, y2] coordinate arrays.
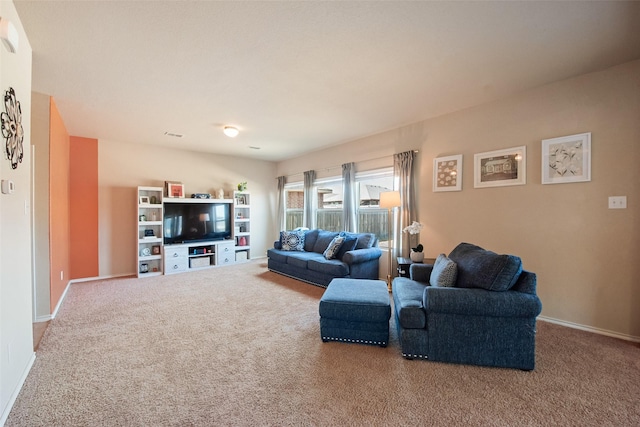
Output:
[[199, 213, 210, 222], [379, 191, 401, 208]]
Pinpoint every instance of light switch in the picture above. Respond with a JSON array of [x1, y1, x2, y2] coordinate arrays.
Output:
[[608, 196, 627, 209]]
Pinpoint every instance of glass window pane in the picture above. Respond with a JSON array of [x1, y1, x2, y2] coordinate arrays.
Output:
[[285, 185, 303, 230], [317, 180, 342, 232], [356, 173, 394, 245]]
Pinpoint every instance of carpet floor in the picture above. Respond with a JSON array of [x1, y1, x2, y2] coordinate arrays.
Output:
[[6, 260, 640, 426]]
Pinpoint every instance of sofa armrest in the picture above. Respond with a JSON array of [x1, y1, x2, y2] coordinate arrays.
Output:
[[342, 247, 383, 265], [409, 264, 434, 283], [423, 287, 542, 318]]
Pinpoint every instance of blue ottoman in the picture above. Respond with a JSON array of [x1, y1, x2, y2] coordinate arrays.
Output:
[[319, 278, 391, 347]]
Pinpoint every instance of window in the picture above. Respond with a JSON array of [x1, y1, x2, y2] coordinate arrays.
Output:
[[283, 167, 394, 243]]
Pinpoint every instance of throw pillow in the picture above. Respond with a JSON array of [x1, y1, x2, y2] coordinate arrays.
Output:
[[280, 230, 305, 251], [429, 253, 458, 287], [323, 236, 346, 260], [313, 230, 340, 253], [448, 242, 522, 291], [336, 236, 358, 260]]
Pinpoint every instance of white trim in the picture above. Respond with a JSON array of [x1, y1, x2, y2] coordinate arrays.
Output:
[[50, 281, 71, 319], [538, 316, 640, 343], [69, 273, 134, 284], [34, 314, 52, 323], [0, 352, 36, 426]]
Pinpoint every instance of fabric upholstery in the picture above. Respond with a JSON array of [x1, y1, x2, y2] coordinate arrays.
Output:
[[323, 235, 345, 259], [319, 278, 390, 346], [312, 230, 340, 254], [429, 254, 457, 287], [449, 242, 522, 291], [267, 229, 382, 287], [391, 243, 542, 370], [280, 230, 305, 251]]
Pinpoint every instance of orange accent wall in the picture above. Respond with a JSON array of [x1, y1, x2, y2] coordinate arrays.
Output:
[[69, 136, 99, 279], [49, 98, 70, 312]]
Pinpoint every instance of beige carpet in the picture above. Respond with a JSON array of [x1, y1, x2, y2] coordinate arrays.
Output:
[[6, 260, 640, 426]]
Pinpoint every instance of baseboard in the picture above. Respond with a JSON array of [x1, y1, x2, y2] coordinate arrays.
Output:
[[69, 272, 134, 284], [0, 352, 35, 427], [34, 314, 52, 323], [538, 316, 640, 343], [50, 281, 71, 320]]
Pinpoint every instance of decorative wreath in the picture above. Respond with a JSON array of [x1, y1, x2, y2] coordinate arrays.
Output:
[[1, 87, 24, 169]]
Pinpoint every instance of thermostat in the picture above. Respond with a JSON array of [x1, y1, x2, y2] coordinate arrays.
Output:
[[1, 179, 15, 194]]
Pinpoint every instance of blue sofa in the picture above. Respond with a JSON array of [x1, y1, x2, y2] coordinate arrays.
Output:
[[267, 229, 383, 287], [392, 243, 542, 370]]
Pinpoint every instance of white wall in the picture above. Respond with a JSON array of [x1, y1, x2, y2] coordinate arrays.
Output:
[[278, 60, 640, 340], [98, 140, 277, 277], [0, 1, 34, 423]]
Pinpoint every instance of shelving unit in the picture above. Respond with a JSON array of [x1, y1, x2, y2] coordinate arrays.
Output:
[[233, 190, 251, 262], [137, 186, 164, 277], [164, 240, 236, 274]]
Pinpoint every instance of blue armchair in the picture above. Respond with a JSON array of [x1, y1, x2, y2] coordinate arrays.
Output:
[[392, 243, 542, 370]]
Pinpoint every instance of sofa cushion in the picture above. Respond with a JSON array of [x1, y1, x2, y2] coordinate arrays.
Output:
[[266, 248, 288, 264], [336, 236, 358, 260], [323, 236, 345, 260], [286, 251, 322, 269], [448, 243, 522, 291], [429, 254, 457, 287], [303, 229, 319, 252], [308, 258, 350, 277], [280, 230, 305, 251], [313, 230, 340, 253], [340, 231, 377, 250]]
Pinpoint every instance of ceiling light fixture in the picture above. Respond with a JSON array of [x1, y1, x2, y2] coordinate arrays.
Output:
[[223, 126, 239, 138]]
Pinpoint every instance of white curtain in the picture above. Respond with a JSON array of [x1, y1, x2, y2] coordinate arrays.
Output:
[[394, 151, 418, 258], [341, 162, 357, 232], [303, 170, 316, 229], [276, 176, 286, 231]]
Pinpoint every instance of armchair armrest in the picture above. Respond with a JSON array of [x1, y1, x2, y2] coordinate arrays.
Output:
[[410, 264, 434, 283], [423, 287, 542, 318], [342, 247, 383, 265]]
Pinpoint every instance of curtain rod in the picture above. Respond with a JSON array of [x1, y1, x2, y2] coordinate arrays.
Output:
[[281, 150, 419, 180]]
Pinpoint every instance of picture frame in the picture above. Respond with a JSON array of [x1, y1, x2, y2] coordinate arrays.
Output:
[[151, 245, 161, 255], [433, 154, 463, 192], [474, 146, 526, 188], [165, 182, 185, 198], [236, 195, 246, 205], [541, 132, 591, 185], [139, 196, 150, 204]]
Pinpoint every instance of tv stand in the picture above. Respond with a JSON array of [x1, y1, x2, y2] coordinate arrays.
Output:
[[164, 240, 235, 275]]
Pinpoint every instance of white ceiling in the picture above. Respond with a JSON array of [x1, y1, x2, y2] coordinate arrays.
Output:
[[14, 1, 640, 162]]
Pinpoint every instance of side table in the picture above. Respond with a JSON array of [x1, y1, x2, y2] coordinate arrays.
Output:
[[397, 256, 437, 278]]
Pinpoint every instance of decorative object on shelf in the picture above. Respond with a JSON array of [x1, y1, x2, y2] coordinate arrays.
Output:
[[541, 132, 591, 185], [474, 146, 526, 188], [140, 247, 151, 257], [217, 189, 225, 199], [237, 181, 247, 191], [165, 181, 185, 198], [139, 196, 150, 204], [1, 87, 24, 169], [140, 263, 149, 273], [433, 154, 463, 192], [238, 236, 247, 246], [403, 221, 424, 263], [150, 195, 158, 204], [152, 245, 161, 255], [191, 193, 211, 199], [236, 195, 246, 205], [380, 191, 401, 291], [139, 214, 146, 222], [144, 229, 155, 238]]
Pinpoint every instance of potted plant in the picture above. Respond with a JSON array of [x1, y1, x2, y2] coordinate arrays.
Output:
[[403, 221, 425, 263]]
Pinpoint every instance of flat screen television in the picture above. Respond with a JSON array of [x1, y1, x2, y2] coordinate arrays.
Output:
[[163, 201, 232, 245]]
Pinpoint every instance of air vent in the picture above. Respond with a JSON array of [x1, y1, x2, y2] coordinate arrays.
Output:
[[249, 146, 261, 150], [164, 132, 183, 138]]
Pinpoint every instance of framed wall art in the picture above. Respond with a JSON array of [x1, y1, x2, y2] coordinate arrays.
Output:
[[433, 154, 462, 192], [165, 181, 185, 198], [474, 146, 526, 188], [541, 132, 591, 185]]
